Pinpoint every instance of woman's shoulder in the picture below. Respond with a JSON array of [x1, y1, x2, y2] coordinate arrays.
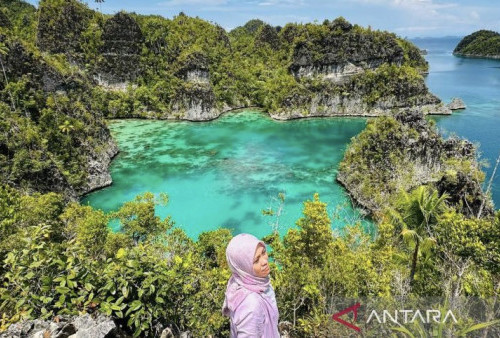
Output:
[[237, 292, 265, 312]]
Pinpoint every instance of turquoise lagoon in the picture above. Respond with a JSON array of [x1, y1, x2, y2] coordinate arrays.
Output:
[[83, 37, 500, 239], [82, 112, 369, 239]]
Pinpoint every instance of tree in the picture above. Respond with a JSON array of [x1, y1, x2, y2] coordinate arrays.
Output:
[[60, 202, 110, 259], [478, 152, 500, 218], [285, 193, 333, 267], [58, 120, 75, 135], [112, 192, 172, 245], [389, 185, 449, 285]]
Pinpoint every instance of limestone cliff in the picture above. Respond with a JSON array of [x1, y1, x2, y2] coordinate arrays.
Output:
[[96, 12, 144, 85], [0, 33, 118, 199], [288, 17, 427, 82], [170, 82, 220, 121], [337, 109, 493, 218]]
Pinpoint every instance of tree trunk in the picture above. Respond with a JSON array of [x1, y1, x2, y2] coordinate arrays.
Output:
[[409, 239, 419, 285], [478, 152, 500, 218], [0, 56, 16, 110]]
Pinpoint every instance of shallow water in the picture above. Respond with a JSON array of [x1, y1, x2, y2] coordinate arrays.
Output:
[[82, 112, 370, 239], [83, 38, 500, 239], [413, 37, 500, 207]]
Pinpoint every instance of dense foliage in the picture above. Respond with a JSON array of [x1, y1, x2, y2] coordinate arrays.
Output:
[[5, 0, 433, 119], [0, 188, 498, 336], [454, 30, 500, 58], [1, 1, 499, 337]]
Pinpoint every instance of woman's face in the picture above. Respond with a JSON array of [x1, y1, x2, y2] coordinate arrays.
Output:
[[253, 244, 270, 278]]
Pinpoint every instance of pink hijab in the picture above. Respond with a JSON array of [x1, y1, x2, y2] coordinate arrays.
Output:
[[222, 234, 279, 326]]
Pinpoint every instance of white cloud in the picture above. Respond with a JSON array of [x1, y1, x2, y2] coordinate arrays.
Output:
[[159, 0, 228, 6], [394, 25, 440, 32], [257, 0, 305, 7], [349, 0, 457, 11], [470, 10, 480, 20]]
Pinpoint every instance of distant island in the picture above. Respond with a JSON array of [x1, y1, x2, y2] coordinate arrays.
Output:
[[453, 30, 500, 59]]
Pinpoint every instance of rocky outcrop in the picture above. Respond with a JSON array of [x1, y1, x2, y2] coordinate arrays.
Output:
[[170, 83, 221, 121], [0, 34, 115, 198], [290, 19, 404, 81], [36, 0, 92, 58], [337, 109, 493, 217], [447, 97, 466, 110], [0, 314, 120, 338], [1, 315, 202, 338], [270, 72, 450, 120], [78, 136, 119, 196], [97, 12, 144, 84], [0, 35, 89, 97], [270, 97, 450, 120]]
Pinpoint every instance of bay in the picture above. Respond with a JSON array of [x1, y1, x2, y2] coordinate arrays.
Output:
[[83, 37, 500, 239], [82, 112, 370, 239]]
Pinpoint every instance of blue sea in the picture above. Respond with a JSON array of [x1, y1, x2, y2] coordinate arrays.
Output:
[[412, 37, 500, 208]]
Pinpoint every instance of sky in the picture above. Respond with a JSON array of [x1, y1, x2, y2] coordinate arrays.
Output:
[[24, 0, 500, 38]]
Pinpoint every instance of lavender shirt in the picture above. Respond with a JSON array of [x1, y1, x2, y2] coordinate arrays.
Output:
[[229, 287, 280, 338]]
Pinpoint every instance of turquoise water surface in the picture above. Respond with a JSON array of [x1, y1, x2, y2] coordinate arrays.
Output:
[[413, 37, 500, 207], [83, 38, 500, 238], [82, 112, 369, 239]]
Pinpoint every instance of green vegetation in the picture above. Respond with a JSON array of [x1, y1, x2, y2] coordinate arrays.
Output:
[[0, 0, 436, 197], [0, 1, 499, 337], [4, 0, 434, 120], [1, 187, 498, 336], [454, 30, 500, 59]]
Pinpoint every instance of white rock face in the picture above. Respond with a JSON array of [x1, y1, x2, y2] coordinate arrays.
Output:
[[269, 94, 451, 120], [291, 59, 399, 83], [447, 97, 466, 110], [93, 74, 133, 92], [79, 138, 119, 195], [0, 315, 117, 338], [69, 315, 116, 338], [182, 100, 220, 121], [186, 69, 210, 84], [292, 63, 364, 83]]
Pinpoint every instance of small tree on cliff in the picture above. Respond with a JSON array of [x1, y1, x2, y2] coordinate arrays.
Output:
[[389, 185, 449, 286]]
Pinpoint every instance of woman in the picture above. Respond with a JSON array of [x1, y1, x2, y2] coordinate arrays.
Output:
[[222, 233, 280, 337]]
